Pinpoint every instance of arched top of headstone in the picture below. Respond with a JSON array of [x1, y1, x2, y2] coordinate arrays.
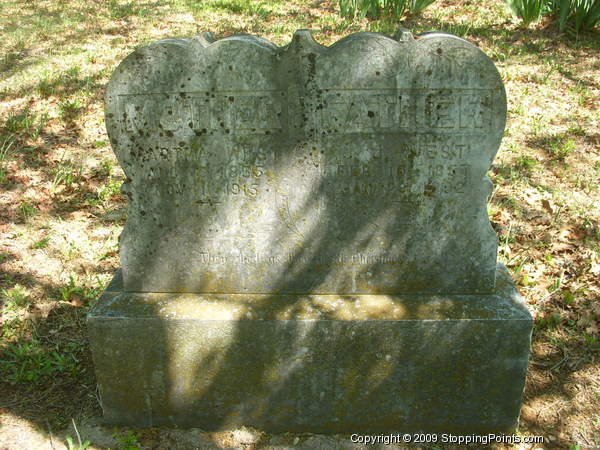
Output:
[[106, 30, 506, 295]]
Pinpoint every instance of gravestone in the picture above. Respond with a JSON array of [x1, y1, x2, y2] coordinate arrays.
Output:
[[88, 29, 533, 433]]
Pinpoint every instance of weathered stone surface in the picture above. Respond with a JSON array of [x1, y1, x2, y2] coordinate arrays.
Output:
[[91, 30, 531, 433], [105, 30, 506, 295], [88, 264, 531, 433]]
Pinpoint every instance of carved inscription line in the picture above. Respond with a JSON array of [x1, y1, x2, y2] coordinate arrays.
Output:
[[117, 88, 496, 135], [117, 88, 501, 95], [141, 135, 471, 207], [118, 90, 281, 96], [199, 252, 403, 265]]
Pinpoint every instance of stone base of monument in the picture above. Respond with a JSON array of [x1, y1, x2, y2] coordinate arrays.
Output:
[[88, 264, 532, 433]]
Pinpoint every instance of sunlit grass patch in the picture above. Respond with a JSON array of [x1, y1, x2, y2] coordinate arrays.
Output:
[[107, 0, 154, 19], [30, 236, 50, 250], [18, 201, 37, 222], [1, 284, 30, 310], [50, 159, 85, 192], [2, 110, 48, 141]]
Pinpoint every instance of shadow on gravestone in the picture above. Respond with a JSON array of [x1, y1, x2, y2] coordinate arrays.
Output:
[[88, 29, 533, 434]]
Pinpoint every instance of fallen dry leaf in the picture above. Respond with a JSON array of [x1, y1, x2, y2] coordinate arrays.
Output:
[[586, 322, 599, 335], [542, 199, 554, 214], [69, 294, 84, 307]]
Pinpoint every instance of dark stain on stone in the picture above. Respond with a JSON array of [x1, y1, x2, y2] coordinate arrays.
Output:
[[367, 111, 375, 118], [424, 184, 436, 196], [307, 53, 316, 82]]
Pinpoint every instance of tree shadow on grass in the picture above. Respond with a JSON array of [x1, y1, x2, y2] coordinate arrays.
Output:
[[521, 324, 600, 447], [526, 130, 598, 164], [399, 13, 600, 57], [0, 259, 104, 429]]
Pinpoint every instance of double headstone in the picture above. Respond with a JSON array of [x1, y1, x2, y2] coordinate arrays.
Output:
[[88, 29, 532, 433]]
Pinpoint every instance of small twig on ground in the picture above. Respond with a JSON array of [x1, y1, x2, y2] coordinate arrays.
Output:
[[538, 273, 564, 303], [578, 431, 592, 447], [95, 384, 102, 409], [72, 418, 82, 447], [506, 250, 529, 267], [530, 347, 569, 371], [46, 419, 56, 450], [548, 354, 569, 371], [538, 287, 560, 303]]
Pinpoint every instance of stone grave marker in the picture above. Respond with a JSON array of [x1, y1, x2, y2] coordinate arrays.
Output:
[[88, 29, 533, 433]]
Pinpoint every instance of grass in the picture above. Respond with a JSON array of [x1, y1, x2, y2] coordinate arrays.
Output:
[[3, 111, 48, 141], [95, 175, 121, 206], [1, 284, 30, 310], [114, 430, 141, 449], [58, 274, 105, 304], [18, 201, 37, 221], [0, 0, 598, 448], [0, 339, 83, 385], [50, 158, 85, 191], [0, 135, 16, 184]]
